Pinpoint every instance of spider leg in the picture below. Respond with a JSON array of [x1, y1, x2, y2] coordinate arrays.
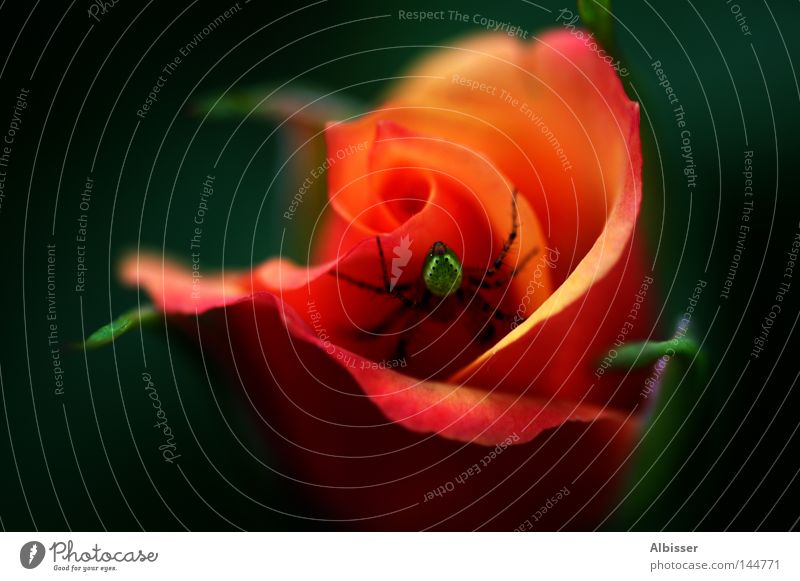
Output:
[[328, 236, 417, 308], [331, 271, 417, 309], [466, 245, 540, 290], [332, 271, 392, 295], [457, 287, 513, 345], [364, 301, 413, 335], [394, 337, 409, 362], [468, 290, 509, 322], [360, 300, 422, 364], [462, 187, 531, 290], [389, 289, 434, 361], [375, 235, 392, 292], [484, 187, 519, 278]]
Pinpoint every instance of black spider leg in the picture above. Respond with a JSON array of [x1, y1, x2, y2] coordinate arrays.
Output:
[[467, 245, 540, 290], [329, 236, 417, 309], [375, 234, 391, 291], [462, 186, 527, 291], [386, 289, 433, 362], [363, 287, 436, 362], [329, 236, 425, 361], [487, 186, 520, 277], [456, 287, 510, 345], [333, 285, 430, 364], [462, 186, 519, 281], [333, 270, 415, 307], [358, 300, 418, 362]]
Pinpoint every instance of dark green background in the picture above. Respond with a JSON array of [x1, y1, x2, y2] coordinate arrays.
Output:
[[1, 0, 798, 530]]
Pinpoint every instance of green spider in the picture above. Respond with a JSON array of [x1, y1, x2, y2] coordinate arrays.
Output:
[[333, 188, 539, 362]]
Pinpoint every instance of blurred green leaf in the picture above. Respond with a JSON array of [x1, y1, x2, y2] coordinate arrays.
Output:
[[194, 84, 363, 130], [80, 306, 158, 350], [577, 0, 614, 52], [194, 84, 367, 264], [612, 336, 703, 371]]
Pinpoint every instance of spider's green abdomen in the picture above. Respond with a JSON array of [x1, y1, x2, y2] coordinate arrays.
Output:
[[423, 241, 463, 297]]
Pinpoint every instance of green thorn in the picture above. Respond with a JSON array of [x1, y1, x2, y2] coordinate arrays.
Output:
[[80, 306, 159, 350]]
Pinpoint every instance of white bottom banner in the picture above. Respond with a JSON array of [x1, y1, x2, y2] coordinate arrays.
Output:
[[0, 532, 796, 580]]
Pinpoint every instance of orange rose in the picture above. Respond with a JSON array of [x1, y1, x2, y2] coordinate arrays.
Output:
[[122, 29, 647, 529]]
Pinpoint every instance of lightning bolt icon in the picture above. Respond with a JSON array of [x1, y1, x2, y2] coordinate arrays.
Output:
[[390, 235, 412, 291]]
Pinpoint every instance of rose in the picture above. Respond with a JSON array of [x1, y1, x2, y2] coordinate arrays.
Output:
[[121, 29, 647, 529]]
